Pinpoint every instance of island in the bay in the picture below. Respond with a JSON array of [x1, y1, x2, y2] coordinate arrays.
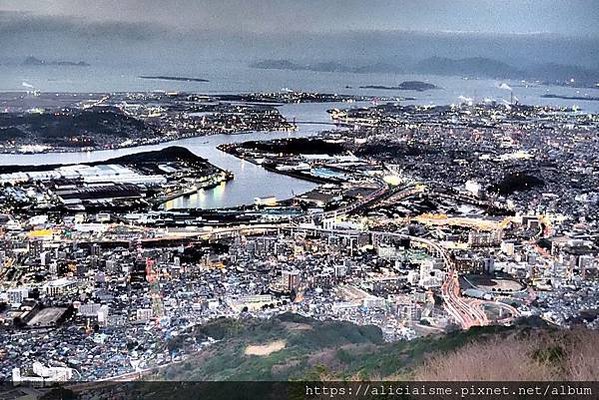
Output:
[[22, 56, 90, 67], [360, 81, 439, 91], [138, 75, 210, 83], [542, 93, 599, 102]]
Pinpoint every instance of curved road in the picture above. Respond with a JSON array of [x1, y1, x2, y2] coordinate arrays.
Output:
[[175, 224, 493, 329]]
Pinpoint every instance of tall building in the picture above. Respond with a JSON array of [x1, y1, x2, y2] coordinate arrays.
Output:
[[29, 239, 44, 262], [468, 230, 503, 247], [281, 270, 300, 292], [129, 258, 147, 287], [7, 287, 29, 305]]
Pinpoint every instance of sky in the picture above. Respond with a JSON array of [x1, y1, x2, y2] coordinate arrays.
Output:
[[1, 0, 598, 67], [2, 0, 599, 36]]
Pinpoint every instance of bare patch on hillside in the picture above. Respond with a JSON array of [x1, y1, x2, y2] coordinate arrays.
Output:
[[245, 340, 286, 356]]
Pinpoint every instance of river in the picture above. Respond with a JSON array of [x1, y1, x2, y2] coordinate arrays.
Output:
[[0, 102, 354, 209]]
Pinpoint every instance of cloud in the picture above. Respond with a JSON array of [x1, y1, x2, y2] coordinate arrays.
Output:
[[0, 7, 597, 68], [0, 10, 168, 40], [2, 0, 599, 36]]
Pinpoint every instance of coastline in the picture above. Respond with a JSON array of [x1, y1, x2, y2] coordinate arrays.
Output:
[[217, 143, 343, 185], [0, 126, 298, 157]]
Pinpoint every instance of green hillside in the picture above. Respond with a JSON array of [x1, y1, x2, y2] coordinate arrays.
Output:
[[66, 314, 596, 400], [160, 313, 531, 381]]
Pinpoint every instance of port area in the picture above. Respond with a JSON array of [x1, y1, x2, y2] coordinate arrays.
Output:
[[0, 146, 233, 215]]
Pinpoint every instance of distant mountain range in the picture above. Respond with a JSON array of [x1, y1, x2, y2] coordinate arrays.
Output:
[[251, 57, 599, 88], [22, 56, 90, 67], [251, 59, 404, 74], [415, 56, 519, 78]]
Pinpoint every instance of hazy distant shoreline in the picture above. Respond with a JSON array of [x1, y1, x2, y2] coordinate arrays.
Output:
[[542, 94, 599, 102], [251, 58, 599, 89]]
